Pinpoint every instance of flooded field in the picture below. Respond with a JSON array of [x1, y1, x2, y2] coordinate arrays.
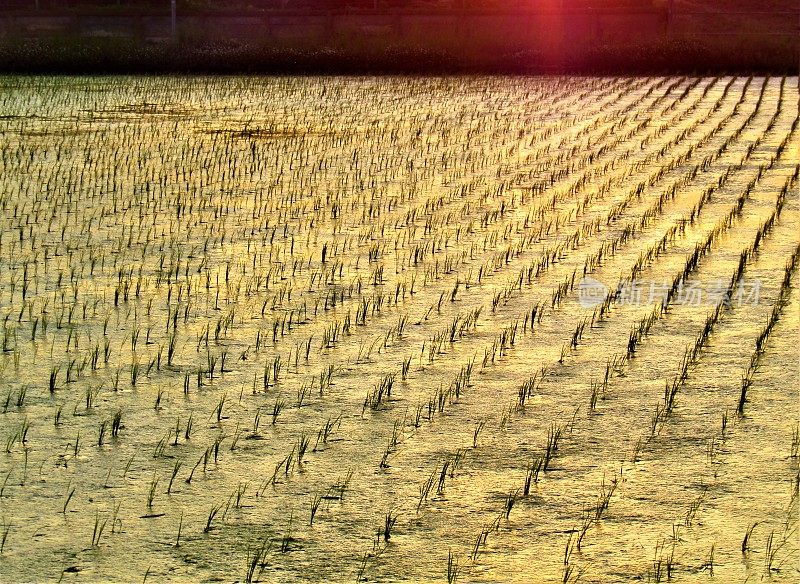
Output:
[[0, 76, 798, 582]]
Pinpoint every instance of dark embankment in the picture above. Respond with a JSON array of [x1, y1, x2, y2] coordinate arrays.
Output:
[[0, 5, 797, 74]]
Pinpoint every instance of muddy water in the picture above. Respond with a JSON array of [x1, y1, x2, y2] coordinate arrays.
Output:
[[0, 76, 797, 583]]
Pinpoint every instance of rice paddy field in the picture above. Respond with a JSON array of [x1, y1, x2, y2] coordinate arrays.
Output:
[[0, 75, 798, 583]]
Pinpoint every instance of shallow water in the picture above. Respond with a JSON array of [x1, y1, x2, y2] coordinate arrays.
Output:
[[0, 76, 797, 582]]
